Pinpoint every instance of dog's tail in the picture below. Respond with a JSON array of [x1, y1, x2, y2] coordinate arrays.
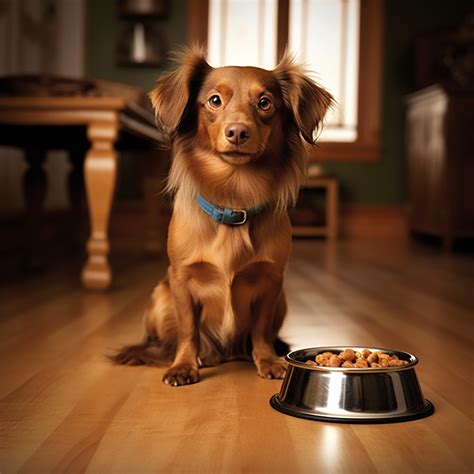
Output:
[[108, 335, 174, 367]]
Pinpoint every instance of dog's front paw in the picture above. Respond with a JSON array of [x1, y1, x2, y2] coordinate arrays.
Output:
[[255, 358, 287, 379], [163, 364, 200, 387]]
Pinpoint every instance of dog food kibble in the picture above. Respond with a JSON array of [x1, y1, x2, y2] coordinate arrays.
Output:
[[306, 348, 409, 369], [367, 352, 378, 364], [355, 358, 369, 368], [361, 348, 371, 359], [340, 348, 356, 362], [329, 354, 342, 367]]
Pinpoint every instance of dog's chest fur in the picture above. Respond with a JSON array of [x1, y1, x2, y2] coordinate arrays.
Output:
[[189, 225, 270, 340], [169, 207, 289, 346]]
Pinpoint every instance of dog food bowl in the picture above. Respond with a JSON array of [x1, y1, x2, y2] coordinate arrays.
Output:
[[270, 346, 434, 423]]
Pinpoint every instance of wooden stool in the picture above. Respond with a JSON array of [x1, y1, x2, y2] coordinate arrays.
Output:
[[291, 175, 339, 239]]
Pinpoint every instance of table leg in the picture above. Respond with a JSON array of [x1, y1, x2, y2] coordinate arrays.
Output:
[[68, 146, 87, 249], [327, 180, 339, 240], [81, 119, 118, 290], [23, 148, 47, 270]]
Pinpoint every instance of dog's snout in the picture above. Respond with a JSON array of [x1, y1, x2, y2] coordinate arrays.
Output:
[[225, 123, 251, 145]]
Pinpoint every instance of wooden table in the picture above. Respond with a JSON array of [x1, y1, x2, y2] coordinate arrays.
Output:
[[0, 96, 164, 290]]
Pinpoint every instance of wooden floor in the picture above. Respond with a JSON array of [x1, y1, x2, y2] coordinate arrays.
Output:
[[0, 239, 473, 473]]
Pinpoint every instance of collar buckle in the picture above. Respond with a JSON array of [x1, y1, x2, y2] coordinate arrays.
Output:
[[231, 209, 247, 225]]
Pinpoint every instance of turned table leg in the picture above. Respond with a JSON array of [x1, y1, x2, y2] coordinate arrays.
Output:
[[81, 119, 118, 290]]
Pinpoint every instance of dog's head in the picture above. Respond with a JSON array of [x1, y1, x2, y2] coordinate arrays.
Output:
[[149, 47, 334, 167]]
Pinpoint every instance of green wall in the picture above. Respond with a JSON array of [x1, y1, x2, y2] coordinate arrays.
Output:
[[86, 0, 473, 204], [86, 0, 187, 90]]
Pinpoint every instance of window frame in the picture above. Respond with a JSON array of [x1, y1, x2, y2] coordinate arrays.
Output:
[[187, 0, 384, 162]]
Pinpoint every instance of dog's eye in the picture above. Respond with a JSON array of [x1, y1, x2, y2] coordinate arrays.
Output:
[[258, 97, 272, 111], [208, 95, 222, 108]]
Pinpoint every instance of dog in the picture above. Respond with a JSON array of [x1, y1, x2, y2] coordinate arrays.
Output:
[[112, 47, 333, 386]]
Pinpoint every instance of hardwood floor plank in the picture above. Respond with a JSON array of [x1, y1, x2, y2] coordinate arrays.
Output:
[[286, 421, 377, 473], [0, 282, 154, 471], [0, 261, 162, 399], [421, 387, 474, 468], [18, 367, 141, 473], [352, 420, 468, 473]]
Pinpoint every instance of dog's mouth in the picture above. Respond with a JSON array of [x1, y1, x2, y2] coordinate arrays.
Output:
[[217, 150, 260, 165]]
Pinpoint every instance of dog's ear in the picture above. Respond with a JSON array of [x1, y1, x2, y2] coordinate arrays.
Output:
[[149, 46, 211, 138], [274, 53, 334, 144]]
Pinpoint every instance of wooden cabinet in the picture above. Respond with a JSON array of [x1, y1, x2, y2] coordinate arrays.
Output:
[[405, 85, 474, 248]]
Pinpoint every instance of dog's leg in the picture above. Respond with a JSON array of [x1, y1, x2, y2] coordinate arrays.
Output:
[[162, 269, 201, 386], [251, 285, 288, 379]]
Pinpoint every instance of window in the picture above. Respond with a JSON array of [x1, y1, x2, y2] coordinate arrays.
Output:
[[288, 0, 360, 142], [208, 0, 278, 70], [187, 0, 383, 161]]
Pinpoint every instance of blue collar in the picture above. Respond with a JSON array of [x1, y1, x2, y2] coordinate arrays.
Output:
[[196, 194, 266, 226]]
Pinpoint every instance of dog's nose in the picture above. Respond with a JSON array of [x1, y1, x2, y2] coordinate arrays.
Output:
[[225, 123, 251, 145]]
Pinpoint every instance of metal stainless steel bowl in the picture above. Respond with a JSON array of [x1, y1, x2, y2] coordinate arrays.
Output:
[[270, 346, 434, 423]]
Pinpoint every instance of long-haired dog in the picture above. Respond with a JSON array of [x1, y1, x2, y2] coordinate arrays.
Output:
[[112, 47, 333, 386]]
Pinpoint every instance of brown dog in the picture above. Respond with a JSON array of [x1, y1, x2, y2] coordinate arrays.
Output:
[[112, 47, 333, 386]]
